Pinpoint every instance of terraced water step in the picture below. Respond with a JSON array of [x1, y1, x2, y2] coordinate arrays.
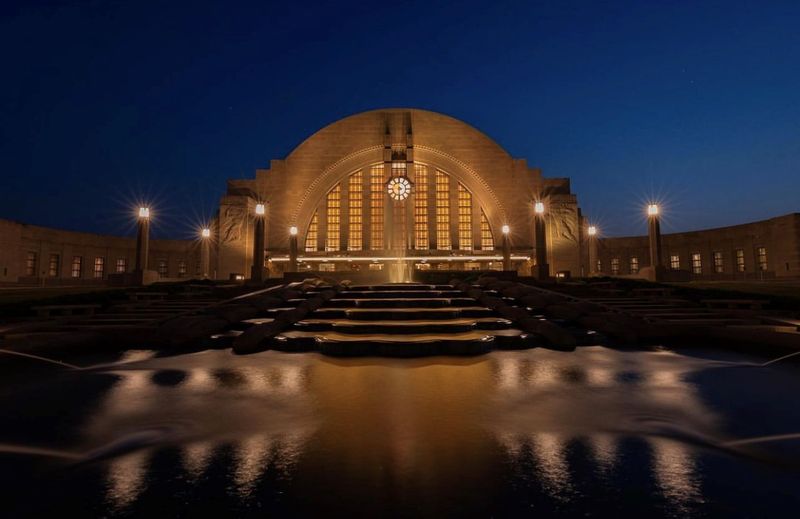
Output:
[[271, 328, 537, 356], [336, 290, 464, 298], [347, 284, 454, 291], [293, 317, 513, 334], [312, 307, 495, 320], [326, 297, 477, 308]]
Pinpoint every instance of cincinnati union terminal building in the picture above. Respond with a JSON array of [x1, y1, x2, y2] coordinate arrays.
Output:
[[2, 108, 798, 284], [216, 108, 579, 279]]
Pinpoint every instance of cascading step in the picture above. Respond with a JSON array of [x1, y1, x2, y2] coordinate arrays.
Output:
[[293, 317, 513, 334], [312, 307, 495, 320], [326, 297, 477, 308]]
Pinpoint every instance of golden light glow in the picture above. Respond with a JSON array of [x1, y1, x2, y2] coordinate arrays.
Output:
[[501, 224, 510, 235], [647, 204, 659, 216], [138, 207, 150, 219], [201, 228, 211, 238], [289, 226, 298, 236], [534, 201, 545, 214], [255, 203, 266, 216], [588, 225, 597, 236]]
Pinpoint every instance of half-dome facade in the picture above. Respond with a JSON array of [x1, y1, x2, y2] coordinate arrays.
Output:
[[216, 108, 582, 278]]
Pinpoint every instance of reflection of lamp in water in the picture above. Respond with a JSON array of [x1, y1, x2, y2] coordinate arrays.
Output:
[[288, 226, 298, 273], [501, 224, 511, 271], [533, 201, 549, 279]]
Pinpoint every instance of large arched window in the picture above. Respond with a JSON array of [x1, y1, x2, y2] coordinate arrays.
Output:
[[303, 162, 494, 254]]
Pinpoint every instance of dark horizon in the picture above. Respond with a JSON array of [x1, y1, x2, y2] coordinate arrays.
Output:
[[2, 1, 799, 240]]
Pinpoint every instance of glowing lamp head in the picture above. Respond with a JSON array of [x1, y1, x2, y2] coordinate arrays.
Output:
[[647, 204, 659, 216], [138, 207, 150, 219], [201, 228, 211, 238], [588, 225, 597, 236], [501, 224, 510, 235], [534, 201, 545, 215], [289, 226, 298, 236], [255, 203, 265, 216]]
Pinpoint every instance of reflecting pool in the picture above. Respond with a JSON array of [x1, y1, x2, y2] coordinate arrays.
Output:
[[2, 346, 800, 517]]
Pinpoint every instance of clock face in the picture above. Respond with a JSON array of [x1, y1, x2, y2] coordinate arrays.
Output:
[[387, 176, 411, 201]]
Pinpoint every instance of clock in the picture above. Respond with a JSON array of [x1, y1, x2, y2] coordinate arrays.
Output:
[[387, 176, 412, 201]]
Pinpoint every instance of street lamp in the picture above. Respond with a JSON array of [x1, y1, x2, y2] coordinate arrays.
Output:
[[501, 224, 511, 271], [587, 224, 599, 275], [135, 206, 151, 274], [647, 203, 664, 275], [200, 227, 211, 278], [288, 226, 299, 272], [533, 201, 549, 279], [251, 203, 266, 282]]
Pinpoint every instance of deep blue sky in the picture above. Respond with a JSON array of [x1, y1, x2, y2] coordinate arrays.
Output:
[[2, 1, 799, 239]]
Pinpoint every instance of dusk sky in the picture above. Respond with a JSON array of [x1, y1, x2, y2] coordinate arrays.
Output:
[[2, 0, 798, 239]]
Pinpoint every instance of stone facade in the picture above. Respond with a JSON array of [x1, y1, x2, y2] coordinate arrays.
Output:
[[1, 108, 797, 284], [594, 213, 800, 279], [0, 218, 210, 285], [215, 108, 581, 278]]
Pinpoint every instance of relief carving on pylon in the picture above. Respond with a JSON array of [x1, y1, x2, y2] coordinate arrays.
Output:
[[221, 206, 245, 243], [549, 201, 578, 243]]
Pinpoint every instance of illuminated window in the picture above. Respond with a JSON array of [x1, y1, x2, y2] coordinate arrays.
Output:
[[71, 256, 82, 278], [93, 257, 105, 279], [25, 252, 36, 276], [318, 263, 335, 272], [670, 254, 680, 270], [480, 210, 494, 250], [596, 260, 602, 273], [305, 212, 318, 252], [713, 251, 724, 273], [457, 183, 472, 251], [414, 164, 428, 249], [156, 259, 167, 278], [414, 262, 431, 270], [691, 252, 702, 274], [757, 247, 768, 271], [370, 165, 385, 250], [368, 263, 384, 271], [48, 254, 59, 277], [735, 249, 745, 272], [178, 260, 187, 277], [464, 261, 481, 270], [435, 170, 450, 250], [326, 183, 341, 251], [611, 258, 620, 275], [115, 258, 127, 273], [348, 171, 363, 250], [629, 256, 639, 274]]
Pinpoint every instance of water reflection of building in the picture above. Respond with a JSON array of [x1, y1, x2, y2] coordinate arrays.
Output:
[[84, 353, 314, 510], [489, 349, 718, 510]]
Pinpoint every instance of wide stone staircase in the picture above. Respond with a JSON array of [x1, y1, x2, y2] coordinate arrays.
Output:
[[224, 283, 539, 356]]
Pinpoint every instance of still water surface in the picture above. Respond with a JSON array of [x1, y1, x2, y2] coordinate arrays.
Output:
[[2, 346, 800, 517]]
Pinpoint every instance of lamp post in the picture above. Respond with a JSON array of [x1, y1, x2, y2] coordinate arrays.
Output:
[[533, 201, 549, 279], [251, 203, 266, 282], [288, 226, 299, 273], [587, 225, 598, 276], [200, 227, 211, 279], [501, 224, 511, 271], [135, 207, 150, 273], [647, 204, 663, 269]]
